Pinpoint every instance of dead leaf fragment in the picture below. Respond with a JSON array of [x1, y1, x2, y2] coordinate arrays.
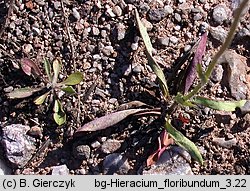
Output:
[[75, 108, 153, 134], [20, 58, 42, 76]]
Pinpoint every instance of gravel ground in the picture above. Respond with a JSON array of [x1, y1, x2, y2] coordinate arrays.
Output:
[[0, 0, 249, 175]]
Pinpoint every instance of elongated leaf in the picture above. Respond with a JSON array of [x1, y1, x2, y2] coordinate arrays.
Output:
[[34, 91, 50, 105], [61, 72, 83, 85], [164, 119, 203, 165], [135, 9, 169, 99], [44, 58, 52, 82], [175, 93, 195, 107], [7, 87, 43, 99], [192, 96, 247, 111], [61, 86, 76, 95], [118, 100, 150, 110], [53, 100, 66, 125], [52, 58, 62, 85], [75, 108, 151, 133], [21, 58, 42, 76], [53, 99, 60, 113], [184, 32, 207, 93]]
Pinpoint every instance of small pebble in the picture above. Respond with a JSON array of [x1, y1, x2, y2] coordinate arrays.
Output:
[[92, 27, 100, 36], [53, 1, 61, 10], [184, 44, 191, 52], [210, 26, 227, 43], [116, 23, 126, 40], [28, 126, 43, 138], [131, 43, 138, 51], [174, 13, 182, 22], [212, 4, 228, 25], [141, 18, 153, 31], [112, 6, 122, 17], [132, 65, 142, 73], [102, 46, 114, 56], [193, 13, 203, 21], [164, 5, 173, 15], [101, 139, 121, 154], [72, 8, 81, 20], [73, 145, 91, 160], [91, 141, 101, 149], [106, 8, 116, 18], [169, 36, 178, 44], [148, 9, 164, 22], [51, 165, 69, 175], [158, 37, 169, 46], [4, 86, 13, 93], [213, 137, 237, 148], [22, 44, 33, 54], [211, 64, 223, 83], [103, 153, 130, 175], [139, 3, 150, 14]]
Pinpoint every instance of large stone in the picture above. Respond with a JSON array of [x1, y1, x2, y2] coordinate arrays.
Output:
[[103, 153, 130, 175], [142, 147, 193, 175], [218, 50, 249, 100], [1, 124, 36, 168]]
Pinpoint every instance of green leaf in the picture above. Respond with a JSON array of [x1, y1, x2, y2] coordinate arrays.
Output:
[[52, 58, 62, 85], [7, 87, 43, 99], [53, 99, 60, 113], [135, 9, 169, 99], [192, 96, 247, 111], [164, 119, 203, 165], [61, 86, 76, 95], [44, 58, 52, 82], [175, 92, 195, 107], [53, 99, 66, 125], [61, 72, 83, 85], [34, 92, 50, 105]]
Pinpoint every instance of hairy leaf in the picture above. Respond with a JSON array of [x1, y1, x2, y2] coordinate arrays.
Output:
[[184, 32, 207, 93], [53, 99, 66, 125], [7, 87, 43, 99], [135, 9, 169, 99], [192, 96, 247, 111], [61, 86, 76, 95], [75, 108, 151, 133], [60, 72, 83, 85], [34, 92, 50, 105], [52, 58, 62, 85], [44, 58, 52, 82], [164, 119, 203, 165], [21, 58, 42, 76]]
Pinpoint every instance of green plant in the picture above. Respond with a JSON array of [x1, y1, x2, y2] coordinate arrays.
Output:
[[7, 58, 83, 125], [74, 0, 249, 166]]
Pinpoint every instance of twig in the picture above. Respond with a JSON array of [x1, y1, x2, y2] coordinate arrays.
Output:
[[0, 0, 14, 38], [60, 0, 82, 127]]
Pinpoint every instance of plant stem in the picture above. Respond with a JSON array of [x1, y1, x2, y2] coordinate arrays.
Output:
[[183, 0, 249, 101]]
